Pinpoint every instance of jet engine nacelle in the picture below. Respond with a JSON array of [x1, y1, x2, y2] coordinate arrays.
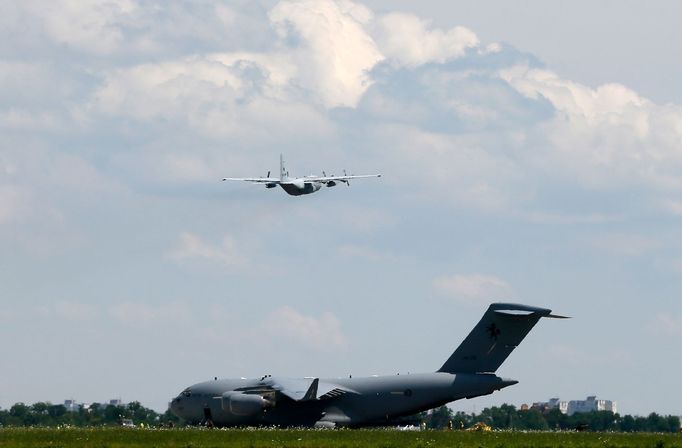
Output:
[[221, 392, 270, 416], [265, 183, 277, 189]]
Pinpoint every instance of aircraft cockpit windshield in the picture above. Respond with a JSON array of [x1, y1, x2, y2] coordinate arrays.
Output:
[[181, 388, 191, 397]]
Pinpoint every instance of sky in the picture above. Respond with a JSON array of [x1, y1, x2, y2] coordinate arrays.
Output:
[[1, 0, 681, 417]]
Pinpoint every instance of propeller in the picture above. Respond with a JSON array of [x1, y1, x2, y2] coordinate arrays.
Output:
[[343, 169, 350, 186], [267, 171, 270, 178]]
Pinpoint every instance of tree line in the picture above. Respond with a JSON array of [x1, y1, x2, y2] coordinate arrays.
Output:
[[422, 404, 681, 432], [0, 401, 679, 432], [0, 402, 179, 427]]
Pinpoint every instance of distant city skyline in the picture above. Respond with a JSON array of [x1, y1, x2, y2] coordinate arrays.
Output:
[[529, 396, 617, 416]]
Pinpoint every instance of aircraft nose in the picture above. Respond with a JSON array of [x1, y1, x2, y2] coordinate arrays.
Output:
[[169, 396, 184, 417]]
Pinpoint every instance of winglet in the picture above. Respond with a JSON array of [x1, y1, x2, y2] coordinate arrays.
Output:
[[302, 378, 319, 401]]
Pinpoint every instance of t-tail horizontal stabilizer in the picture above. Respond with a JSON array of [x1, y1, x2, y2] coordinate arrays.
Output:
[[438, 303, 568, 374]]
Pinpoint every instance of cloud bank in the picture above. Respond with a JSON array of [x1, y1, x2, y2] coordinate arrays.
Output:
[[4, 0, 682, 219], [2, 0, 682, 415], [433, 274, 514, 305]]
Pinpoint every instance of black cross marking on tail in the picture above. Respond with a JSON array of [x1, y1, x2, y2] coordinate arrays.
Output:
[[486, 323, 501, 341]]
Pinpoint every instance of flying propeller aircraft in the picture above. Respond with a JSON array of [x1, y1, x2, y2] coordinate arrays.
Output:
[[169, 303, 567, 428], [221, 154, 381, 196]]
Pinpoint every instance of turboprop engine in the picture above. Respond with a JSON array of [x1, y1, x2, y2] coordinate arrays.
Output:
[[310, 182, 322, 192], [221, 392, 271, 416], [265, 183, 277, 189]]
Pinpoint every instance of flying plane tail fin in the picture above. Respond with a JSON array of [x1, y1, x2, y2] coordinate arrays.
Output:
[[438, 303, 567, 374], [280, 153, 288, 181]]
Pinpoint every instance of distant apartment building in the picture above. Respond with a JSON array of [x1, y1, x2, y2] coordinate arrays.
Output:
[[62, 399, 125, 412], [63, 400, 79, 412], [531, 397, 566, 414], [529, 396, 616, 416], [567, 396, 617, 416]]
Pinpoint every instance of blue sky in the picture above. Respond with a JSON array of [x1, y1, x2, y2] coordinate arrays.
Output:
[[1, 1, 681, 416]]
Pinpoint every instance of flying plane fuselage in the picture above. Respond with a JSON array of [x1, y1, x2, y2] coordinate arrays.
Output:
[[279, 179, 323, 196]]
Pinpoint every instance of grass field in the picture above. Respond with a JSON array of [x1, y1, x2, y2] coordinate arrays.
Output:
[[0, 428, 680, 448]]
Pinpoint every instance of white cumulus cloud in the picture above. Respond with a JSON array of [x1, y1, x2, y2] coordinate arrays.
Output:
[[589, 232, 660, 257], [6, 0, 682, 219], [27, 0, 136, 55], [0, 186, 31, 224], [109, 301, 188, 326], [54, 301, 99, 321], [269, 0, 383, 107], [650, 313, 682, 335], [500, 65, 682, 192], [263, 306, 348, 351], [169, 232, 249, 270], [373, 13, 479, 67], [91, 52, 332, 140], [433, 274, 514, 305]]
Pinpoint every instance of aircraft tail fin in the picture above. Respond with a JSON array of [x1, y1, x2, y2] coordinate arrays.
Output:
[[438, 303, 567, 374], [280, 153, 287, 181]]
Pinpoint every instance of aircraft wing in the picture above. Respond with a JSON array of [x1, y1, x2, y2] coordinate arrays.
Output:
[[221, 177, 281, 183], [263, 377, 318, 401], [263, 377, 356, 401], [305, 174, 382, 183]]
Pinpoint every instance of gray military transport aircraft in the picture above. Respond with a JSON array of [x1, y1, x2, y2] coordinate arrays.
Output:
[[169, 303, 566, 428], [221, 154, 381, 196]]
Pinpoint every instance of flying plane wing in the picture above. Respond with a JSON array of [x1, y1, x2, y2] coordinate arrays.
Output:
[[221, 177, 281, 183], [304, 174, 382, 183]]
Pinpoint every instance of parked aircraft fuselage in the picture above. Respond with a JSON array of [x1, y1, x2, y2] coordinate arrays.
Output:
[[170, 372, 516, 427], [169, 303, 565, 428]]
